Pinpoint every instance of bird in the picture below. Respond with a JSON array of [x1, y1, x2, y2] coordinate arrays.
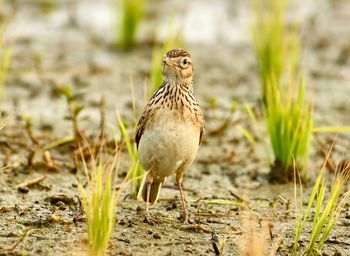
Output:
[[135, 49, 205, 224]]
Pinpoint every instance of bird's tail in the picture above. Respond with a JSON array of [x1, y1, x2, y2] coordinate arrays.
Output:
[[137, 173, 165, 205]]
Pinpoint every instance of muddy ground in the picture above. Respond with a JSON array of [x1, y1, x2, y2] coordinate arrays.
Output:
[[1, 0, 350, 255]]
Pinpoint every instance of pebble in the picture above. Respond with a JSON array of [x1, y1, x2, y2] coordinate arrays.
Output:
[[17, 186, 29, 193], [153, 233, 161, 239], [118, 219, 126, 225], [345, 212, 350, 219]]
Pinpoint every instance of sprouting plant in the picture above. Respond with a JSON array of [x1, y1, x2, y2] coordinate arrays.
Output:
[[117, 112, 143, 197], [293, 158, 350, 255], [58, 85, 85, 141], [112, 0, 147, 50], [0, 18, 12, 100], [39, 0, 56, 14], [0, 111, 10, 172], [77, 143, 123, 256], [149, 16, 183, 94], [264, 75, 313, 182], [251, 0, 299, 103], [0, 111, 9, 131], [250, 0, 311, 182]]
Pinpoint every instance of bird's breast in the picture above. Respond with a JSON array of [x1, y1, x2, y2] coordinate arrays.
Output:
[[138, 108, 200, 177]]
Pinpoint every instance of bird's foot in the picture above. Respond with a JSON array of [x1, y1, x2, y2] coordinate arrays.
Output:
[[178, 212, 192, 224], [143, 212, 160, 225]]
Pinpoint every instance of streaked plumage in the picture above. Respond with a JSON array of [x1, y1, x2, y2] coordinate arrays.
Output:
[[136, 49, 204, 223]]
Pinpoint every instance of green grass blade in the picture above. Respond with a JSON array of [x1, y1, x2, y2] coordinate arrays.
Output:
[[312, 126, 350, 133]]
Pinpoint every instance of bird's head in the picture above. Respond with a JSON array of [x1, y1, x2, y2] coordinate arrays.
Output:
[[162, 49, 193, 84]]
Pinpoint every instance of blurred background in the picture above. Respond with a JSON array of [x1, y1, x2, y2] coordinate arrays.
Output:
[[1, 0, 349, 135], [1, 1, 350, 255]]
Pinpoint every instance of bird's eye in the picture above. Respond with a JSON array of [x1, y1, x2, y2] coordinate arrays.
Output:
[[183, 58, 188, 65]]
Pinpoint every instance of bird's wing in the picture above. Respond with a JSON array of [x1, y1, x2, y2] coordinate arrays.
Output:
[[135, 109, 148, 148], [198, 111, 205, 145]]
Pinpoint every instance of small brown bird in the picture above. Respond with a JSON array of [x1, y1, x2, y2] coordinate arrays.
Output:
[[136, 49, 205, 224]]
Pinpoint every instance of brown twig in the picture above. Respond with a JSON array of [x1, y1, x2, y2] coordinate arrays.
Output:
[[98, 96, 106, 142], [268, 223, 274, 241], [42, 136, 75, 151], [134, 240, 209, 247], [229, 190, 248, 204], [72, 111, 83, 143], [24, 116, 39, 145], [27, 149, 35, 168], [211, 233, 221, 256], [314, 135, 337, 172], [194, 212, 224, 218], [16, 175, 47, 189], [73, 195, 84, 222], [43, 151, 58, 171], [162, 184, 198, 194], [3, 149, 11, 167], [173, 224, 212, 233], [4, 227, 31, 252]]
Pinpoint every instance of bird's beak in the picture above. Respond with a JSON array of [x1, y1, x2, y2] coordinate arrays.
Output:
[[163, 57, 177, 67]]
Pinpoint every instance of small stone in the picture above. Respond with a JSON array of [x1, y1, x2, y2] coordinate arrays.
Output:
[[201, 169, 210, 175], [230, 206, 239, 212], [18, 186, 29, 193], [153, 233, 161, 239], [147, 229, 153, 235], [166, 201, 177, 211], [118, 219, 126, 225], [334, 250, 342, 256], [345, 212, 350, 219]]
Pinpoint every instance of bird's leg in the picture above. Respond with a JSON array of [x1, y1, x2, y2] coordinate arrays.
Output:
[[176, 173, 189, 224], [144, 174, 157, 224], [144, 181, 152, 222]]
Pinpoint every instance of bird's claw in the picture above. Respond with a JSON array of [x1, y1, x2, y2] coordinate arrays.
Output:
[[143, 213, 160, 225]]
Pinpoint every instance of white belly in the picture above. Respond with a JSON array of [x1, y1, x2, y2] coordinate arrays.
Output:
[[138, 116, 199, 178]]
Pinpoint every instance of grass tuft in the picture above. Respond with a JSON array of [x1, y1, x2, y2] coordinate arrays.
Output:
[[0, 17, 12, 100], [117, 112, 143, 197], [251, 0, 313, 182], [113, 0, 147, 50], [293, 156, 350, 255], [264, 75, 313, 182], [57, 85, 85, 141], [77, 143, 122, 256], [251, 0, 299, 102]]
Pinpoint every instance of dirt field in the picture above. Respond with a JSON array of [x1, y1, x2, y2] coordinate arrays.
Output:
[[1, 0, 350, 255]]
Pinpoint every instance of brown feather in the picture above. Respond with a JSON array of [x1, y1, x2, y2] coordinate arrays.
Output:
[[166, 49, 191, 58], [135, 82, 167, 148]]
